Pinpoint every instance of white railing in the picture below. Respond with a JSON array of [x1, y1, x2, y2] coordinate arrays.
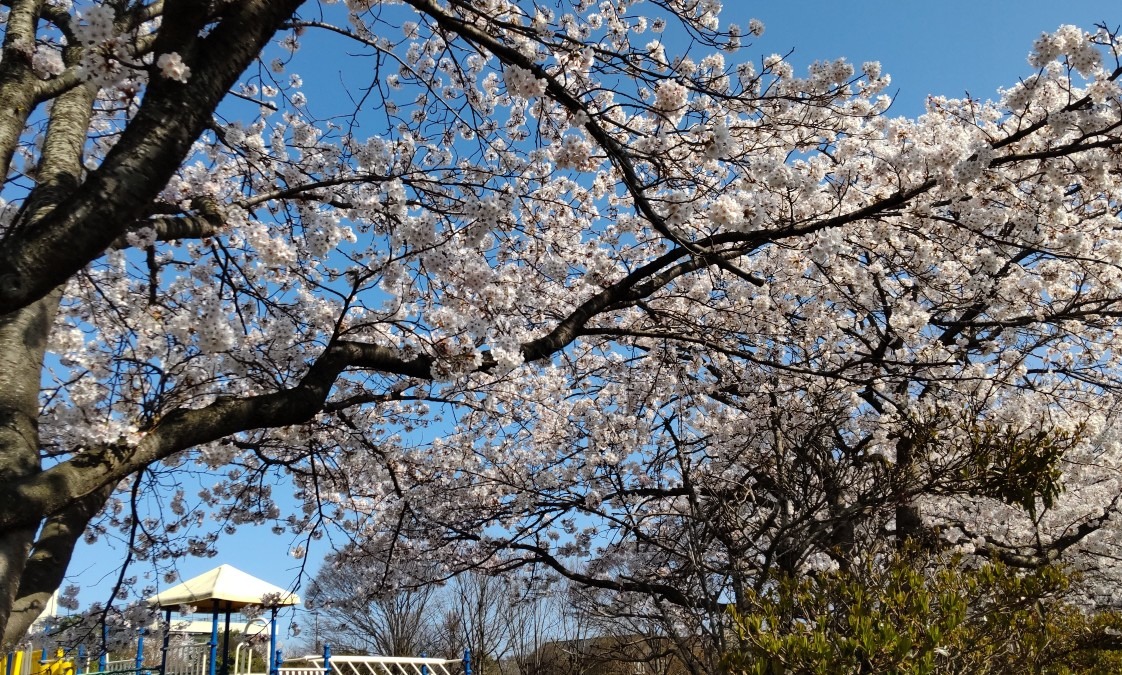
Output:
[[233, 642, 268, 675], [276, 663, 325, 672], [162, 643, 209, 675], [281, 655, 460, 675], [75, 647, 461, 675], [101, 659, 137, 673]]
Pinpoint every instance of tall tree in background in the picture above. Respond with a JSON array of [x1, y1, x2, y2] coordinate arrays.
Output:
[[306, 551, 437, 656], [436, 573, 514, 674], [1, 0, 1121, 658], [500, 583, 565, 675]]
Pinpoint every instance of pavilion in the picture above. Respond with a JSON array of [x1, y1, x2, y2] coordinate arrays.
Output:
[[148, 565, 299, 675]]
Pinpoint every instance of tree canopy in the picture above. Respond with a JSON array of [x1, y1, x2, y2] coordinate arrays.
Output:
[[2, 0, 1122, 662]]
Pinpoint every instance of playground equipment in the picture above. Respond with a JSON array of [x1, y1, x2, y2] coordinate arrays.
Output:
[[4, 642, 472, 675], [7, 567, 468, 675], [148, 565, 298, 675], [2, 625, 153, 675], [1, 649, 77, 675]]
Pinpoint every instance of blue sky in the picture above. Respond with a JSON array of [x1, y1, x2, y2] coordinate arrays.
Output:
[[750, 1, 1118, 116], [61, 0, 1119, 641]]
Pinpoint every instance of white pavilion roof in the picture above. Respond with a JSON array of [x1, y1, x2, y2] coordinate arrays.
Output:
[[148, 564, 300, 613]]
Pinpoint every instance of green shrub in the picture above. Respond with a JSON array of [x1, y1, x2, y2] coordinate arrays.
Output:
[[721, 548, 1122, 674]]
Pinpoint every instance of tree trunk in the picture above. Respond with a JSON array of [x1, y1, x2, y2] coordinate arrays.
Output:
[[0, 290, 60, 649], [895, 436, 923, 546], [3, 483, 116, 648]]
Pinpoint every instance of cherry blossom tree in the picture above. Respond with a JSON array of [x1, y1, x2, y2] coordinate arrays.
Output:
[[2, 0, 1122, 658]]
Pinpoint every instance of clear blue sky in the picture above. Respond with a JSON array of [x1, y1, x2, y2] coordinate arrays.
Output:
[[63, 0, 1119, 639], [748, 1, 1118, 116]]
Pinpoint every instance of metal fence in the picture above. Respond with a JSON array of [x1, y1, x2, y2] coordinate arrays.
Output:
[[161, 644, 209, 675], [282, 655, 464, 675]]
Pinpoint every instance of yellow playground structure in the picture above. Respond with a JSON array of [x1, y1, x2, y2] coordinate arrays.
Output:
[[2, 649, 77, 675]]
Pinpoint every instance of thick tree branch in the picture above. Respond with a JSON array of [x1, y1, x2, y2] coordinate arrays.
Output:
[[0, 340, 430, 530], [2, 483, 115, 647], [110, 196, 227, 249], [0, 0, 305, 315], [0, 0, 46, 190]]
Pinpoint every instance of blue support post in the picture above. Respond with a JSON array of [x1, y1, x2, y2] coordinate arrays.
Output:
[[267, 608, 278, 675], [462, 650, 471, 675], [135, 631, 146, 674], [78, 644, 87, 675], [100, 624, 109, 673], [274, 651, 283, 675], [321, 644, 330, 675], [420, 653, 427, 675], [209, 612, 219, 675], [221, 604, 232, 675], [159, 609, 172, 675], [40, 637, 49, 667]]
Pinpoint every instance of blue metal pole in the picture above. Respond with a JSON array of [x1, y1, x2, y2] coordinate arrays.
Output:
[[420, 653, 427, 675], [135, 631, 145, 674], [321, 644, 330, 675], [40, 638, 49, 667], [267, 609, 278, 675], [78, 645, 87, 675], [273, 652, 282, 675], [159, 609, 172, 675], [99, 625, 108, 673], [208, 612, 219, 675], [462, 650, 471, 675]]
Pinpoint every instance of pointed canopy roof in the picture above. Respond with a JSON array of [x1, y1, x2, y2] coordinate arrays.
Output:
[[148, 564, 300, 613]]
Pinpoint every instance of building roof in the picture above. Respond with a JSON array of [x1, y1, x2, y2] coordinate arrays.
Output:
[[148, 564, 300, 613]]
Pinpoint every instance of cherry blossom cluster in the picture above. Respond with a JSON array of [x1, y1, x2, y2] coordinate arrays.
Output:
[[503, 64, 547, 99], [156, 52, 190, 83], [1030, 24, 1103, 75]]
